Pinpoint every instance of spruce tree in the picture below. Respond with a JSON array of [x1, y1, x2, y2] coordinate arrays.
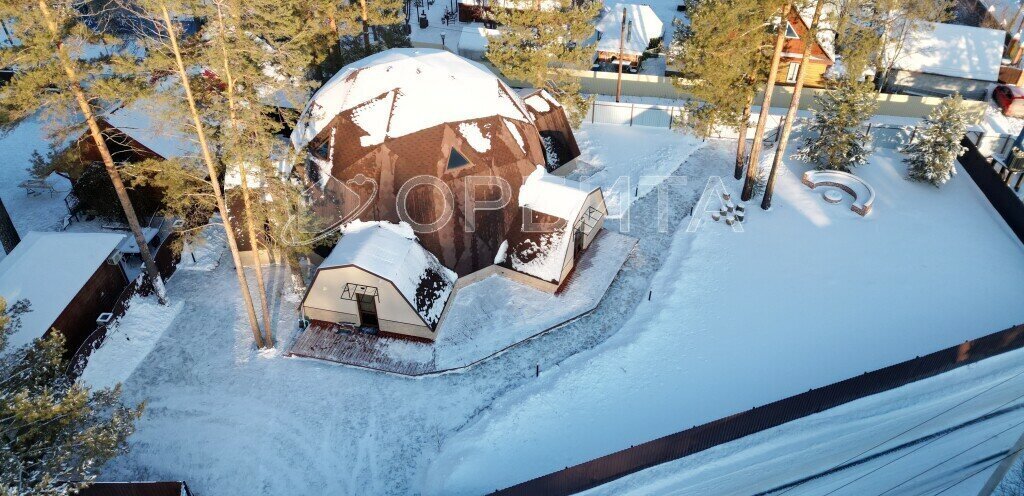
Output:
[[672, 0, 771, 179], [795, 80, 877, 171], [486, 0, 601, 126], [0, 0, 168, 303], [901, 93, 968, 187], [0, 297, 143, 495]]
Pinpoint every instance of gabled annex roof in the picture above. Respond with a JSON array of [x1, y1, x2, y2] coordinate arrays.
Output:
[[321, 221, 456, 326], [290, 48, 533, 150], [0, 232, 126, 352]]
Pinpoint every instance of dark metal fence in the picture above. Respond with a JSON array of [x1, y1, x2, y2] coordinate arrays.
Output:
[[959, 137, 1024, 246], [494, 319, 1024, 495], [74, 481, 193, 496]]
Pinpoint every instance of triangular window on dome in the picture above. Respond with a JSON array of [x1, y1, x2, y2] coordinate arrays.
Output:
[[447, 147, 471, 170]]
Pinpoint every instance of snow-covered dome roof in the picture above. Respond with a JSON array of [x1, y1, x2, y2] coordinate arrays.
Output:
[[291, 48, 533, 150]]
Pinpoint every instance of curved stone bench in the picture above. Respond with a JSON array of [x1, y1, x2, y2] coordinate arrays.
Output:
[[801, 170, 875, 217]]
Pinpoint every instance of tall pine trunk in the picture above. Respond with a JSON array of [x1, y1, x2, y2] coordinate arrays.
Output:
[[37, 0, 167, 304], [0, 196, 19, 254], [359, 0, 371, 52], [734, 91, 754, 179], [741, 2, 792, 202], [762, 0, 825, 210], [158, 3, 266, 348], [213, 4, 275, 347]]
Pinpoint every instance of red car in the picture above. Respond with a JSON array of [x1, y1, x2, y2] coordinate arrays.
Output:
[[993, 84, 1024, 118]]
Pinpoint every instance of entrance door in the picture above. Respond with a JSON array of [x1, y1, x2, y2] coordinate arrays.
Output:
[[356, 293, 379, 328]]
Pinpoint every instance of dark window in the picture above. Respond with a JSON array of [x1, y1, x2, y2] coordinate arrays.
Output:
[[447, 147, 470, 169], [312, 139, 329, 160], [785, 22, 799, 39]]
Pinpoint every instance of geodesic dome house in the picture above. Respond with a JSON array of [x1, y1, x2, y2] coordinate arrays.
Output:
[[291, 48, 579, 276]]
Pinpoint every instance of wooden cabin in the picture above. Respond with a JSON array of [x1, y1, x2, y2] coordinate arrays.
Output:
[[593, 4, 664, 70], [0, 232, 129, 358]]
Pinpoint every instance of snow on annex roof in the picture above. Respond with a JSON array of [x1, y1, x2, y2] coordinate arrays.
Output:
[[595, 4, 665, 56], [890, 22, 1005, 81], [290, 48, 533, 150], [0, 232, 126, 352], [511, 166, 600, 282], [320, 221, 456, 326]]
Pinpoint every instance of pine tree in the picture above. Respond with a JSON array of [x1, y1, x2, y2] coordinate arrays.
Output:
[[486, 0, 601, 126], [762, 0, 826, 209], [741, 0, 792, 201], [0, 297, 143, 495], [0, 0, 168, 304], [672, 0, 772, 179], [121, 0, 319, 347], [901, 93, 968, 187], [795, 80, 877, 171], [335, 0, 406, 53]]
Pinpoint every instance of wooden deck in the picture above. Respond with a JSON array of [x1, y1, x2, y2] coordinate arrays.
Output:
[[286, 321, 436, 375]]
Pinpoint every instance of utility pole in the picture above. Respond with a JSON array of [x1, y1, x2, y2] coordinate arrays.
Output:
[[615, 6, 626, 103]]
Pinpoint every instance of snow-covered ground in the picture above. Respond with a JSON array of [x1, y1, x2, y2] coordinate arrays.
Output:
[[11, 111, 1018, 494], [580, 346, 1024, 496], [86, 122, 716, 495], [569, 123, 705, 215], [424, 146, 1024, 494]]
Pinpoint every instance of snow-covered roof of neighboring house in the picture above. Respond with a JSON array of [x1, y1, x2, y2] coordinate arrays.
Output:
[[595, 4, 664, 57], [0, 232, 126, 353], [980, 0, 1024, 32], [509, 166, 601, 282], [793, 4, 836, 61], [456, 0, 561, 9], [103, 96, 199, 160], [321, 221, 456, 326], [290, 48, 533, 150], [890, 22, 1005, 81]]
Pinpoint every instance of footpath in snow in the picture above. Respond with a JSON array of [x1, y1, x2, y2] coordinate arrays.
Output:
[[424, 146, 1024, 494]]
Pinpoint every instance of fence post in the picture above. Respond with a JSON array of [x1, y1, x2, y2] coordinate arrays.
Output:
[[668, 106, 674, 130], [591, 101, 595, 124], [629, 104, 635, 127]]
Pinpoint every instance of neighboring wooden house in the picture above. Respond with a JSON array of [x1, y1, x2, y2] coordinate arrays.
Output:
[[884, 22, 1005, 99], [74, 96, 200, 219], [0, 232, 129, 358], [593, 3, 664, 70], [777, 8, 835, 88], [457, 0, 563, 23]]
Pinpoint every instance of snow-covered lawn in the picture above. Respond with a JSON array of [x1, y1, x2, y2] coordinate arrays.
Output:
[[569, 123, 705, 215], [424, 147, 1024, 494], [87, 122, 715, 495]]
